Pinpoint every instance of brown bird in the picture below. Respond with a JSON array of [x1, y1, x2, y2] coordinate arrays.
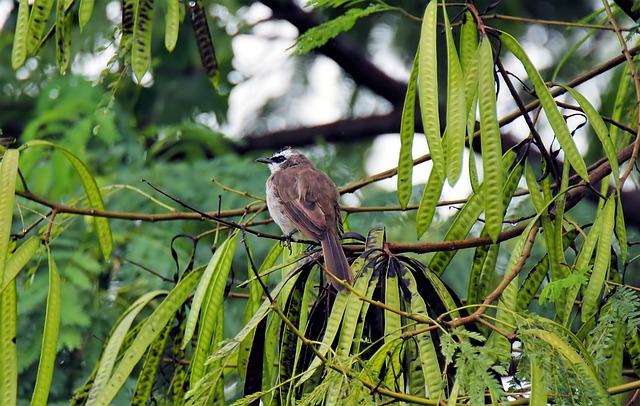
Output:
[[257, 147, 353, 290]]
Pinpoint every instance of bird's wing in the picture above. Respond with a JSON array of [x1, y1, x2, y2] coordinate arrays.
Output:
[[271, 166, 338, 242]]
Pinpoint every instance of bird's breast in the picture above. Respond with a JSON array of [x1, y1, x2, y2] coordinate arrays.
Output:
[[266, 178, 298, 236]]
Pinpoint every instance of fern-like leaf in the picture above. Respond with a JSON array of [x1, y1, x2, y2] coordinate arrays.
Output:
[[292, 4, 388, 55]]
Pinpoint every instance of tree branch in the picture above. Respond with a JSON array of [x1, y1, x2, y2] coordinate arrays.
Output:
[[236, 110, 405, 152]]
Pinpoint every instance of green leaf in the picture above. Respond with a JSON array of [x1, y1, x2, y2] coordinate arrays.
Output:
[[165, 0, 180, 51], [422, 266, 463, 318], [500, 31, 588, 180], [553, 154, 571, 282], [262, 309, 280, 404], [190, 232, 238, 385], [397, 51, 419, 209], [615, 194, 627, 266], [477, 38, 503, 242], [132, 0, 154, 81], [11, 0, 30, 69], [525, 163, 545, 213], [559, 85, 619, 181], [529, 355, 547, 405], [182, 233, 238, 349], [605, 323, 625, 390], [87, 291, 168, 402], [561, 200, 607, 326], [469, 158, 522, 306], [459, 11, 478, 73], [467, 130, 480, 192], [525, 162, 566, 314], [609, 63, 630, 146], [121, 0, 135, 46], [278, 271, 309, 403], [442, 3, 466, 185], [2, 236, 40, 293], [539, 270, 588, 305], [25, 141, 113, 260], [237, 244, 282, 379], [461, 32, 480, 192], [27, 0, 55, 53], [429, 150, 515, 275], [55, 0, 72, 74], [381, 339, 405, 396], [404, 271, 444, 400], [335, 254, 377, 358], [418, 0, 445, 179], [383, 279, 402, 338], [416, 167, 444, 238], [359, 339, 398, 383], [78, 0, 95, 31], [297, 289, 350, 386], [516, 229, 579, 311], [582, 196, 615, 321], [467, 243, 498, 307], [212, 269, 294, 362], [169, 317, 188, 406], [0, 280, 17, 406], [92, 267, 204, 405], [131, 321, 171, 404], [0, 149, 19, 286], [349, 230, 384, 357], [30, 247, 61, 406], [292, 4, 388, 55], [487, 274, 518, 358], [626, 327, 640, 377], [524, 328, 609, 401]]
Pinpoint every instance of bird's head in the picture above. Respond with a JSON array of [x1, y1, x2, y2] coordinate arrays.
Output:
[[256, 147, 310, 173]]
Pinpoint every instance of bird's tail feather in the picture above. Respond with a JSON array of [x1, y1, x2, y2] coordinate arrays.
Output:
[[321, 232, 353, 291]]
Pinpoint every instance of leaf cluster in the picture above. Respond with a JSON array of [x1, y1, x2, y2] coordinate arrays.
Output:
[[2, 0, 640, 405]]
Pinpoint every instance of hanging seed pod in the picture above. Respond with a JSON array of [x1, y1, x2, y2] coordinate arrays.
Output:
[[132, 0, 154, 81], [188, 0, 219, 89], [121, 0, 135, 48]]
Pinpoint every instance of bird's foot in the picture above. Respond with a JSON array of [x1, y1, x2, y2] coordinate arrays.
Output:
[[282, 230, 296, 253]]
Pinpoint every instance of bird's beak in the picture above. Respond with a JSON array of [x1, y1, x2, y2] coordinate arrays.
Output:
[[256, 157, 272, 164]]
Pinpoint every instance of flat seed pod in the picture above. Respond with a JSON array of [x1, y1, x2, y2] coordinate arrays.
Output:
[[189, 0, 219, 88], [132, 0, 154, 81]]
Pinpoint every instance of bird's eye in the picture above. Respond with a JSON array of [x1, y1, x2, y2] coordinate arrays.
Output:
[[271, 155, 286, 163]]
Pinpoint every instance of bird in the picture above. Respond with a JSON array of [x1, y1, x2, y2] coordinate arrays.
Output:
[[257, 147, 354, 291]]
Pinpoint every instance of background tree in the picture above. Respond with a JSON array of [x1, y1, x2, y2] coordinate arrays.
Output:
[[1, 0, 640, 405]]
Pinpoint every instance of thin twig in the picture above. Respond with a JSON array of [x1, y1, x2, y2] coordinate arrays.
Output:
[[477, 315, 516, 340], [120, 256, 174, 283], [485, 13, 632, 32], [602, 0, 640, 187], [444, 224, 539, 328], [211, 178, 264, 201], [496, 58, 558, 181]]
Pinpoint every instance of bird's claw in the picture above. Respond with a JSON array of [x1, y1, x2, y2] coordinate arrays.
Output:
[[282, 230, 296, 253]]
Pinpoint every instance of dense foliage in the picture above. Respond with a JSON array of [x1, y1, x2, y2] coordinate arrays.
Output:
[[1, 0, 640, 405]]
